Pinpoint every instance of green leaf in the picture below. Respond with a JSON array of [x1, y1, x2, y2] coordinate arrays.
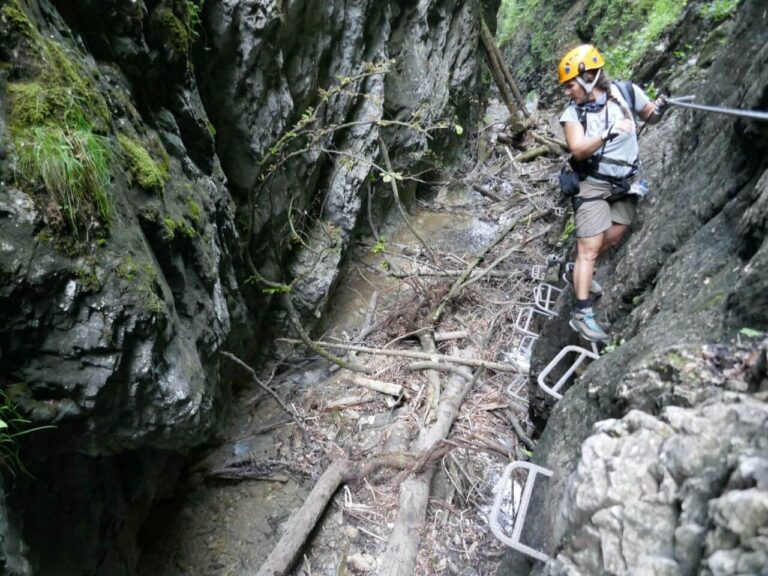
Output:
[[739, 328, 763, 338], [454, 124, 464, 136], [0, 419, 7, 430]]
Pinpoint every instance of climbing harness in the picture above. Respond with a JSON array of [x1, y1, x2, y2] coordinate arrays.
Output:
[[561, 81, 641, 209]]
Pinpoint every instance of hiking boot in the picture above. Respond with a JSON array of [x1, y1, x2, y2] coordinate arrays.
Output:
[[562, 262, 604, 298], [569, 309, 609, 342]]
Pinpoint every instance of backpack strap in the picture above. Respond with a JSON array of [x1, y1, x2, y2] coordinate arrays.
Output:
[[612, 80, 637, 117]]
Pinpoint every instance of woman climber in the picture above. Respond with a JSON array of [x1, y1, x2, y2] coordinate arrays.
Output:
[[558, 44, 667, 342]]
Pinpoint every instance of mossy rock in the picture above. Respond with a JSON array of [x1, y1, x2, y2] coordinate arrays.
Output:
[[152, 6, 190, 59], [118, 133, 168, 192]]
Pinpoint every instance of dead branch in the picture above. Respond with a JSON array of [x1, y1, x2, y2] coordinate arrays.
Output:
[[387, 269, 515, 279], [322, 395, 374, 411], [253, 443, 457, 576], [277, 338, 523, 373], [378, 365, 481, 576], [220, 351, 309, 445], [479, 17, 521, 120], [430, 204, 535, 325], [418, 332, 441, 425], [434, 330, 469, 342], [255, 458, 350, 576], [345, 376, 403, 397], [515, 145, 550, 163], [457, 242, 521, 292], [473, 183, 503, 203], [504, 409, 536, 451], [407, 362, 478, 381]]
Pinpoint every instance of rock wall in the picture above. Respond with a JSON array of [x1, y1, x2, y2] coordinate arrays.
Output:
[[500, 0, 768, 574], [0, 0, 495, 574], [197, 0, 498, 318]]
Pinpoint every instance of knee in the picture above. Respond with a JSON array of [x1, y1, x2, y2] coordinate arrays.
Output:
[[578, 245, 600, 262]]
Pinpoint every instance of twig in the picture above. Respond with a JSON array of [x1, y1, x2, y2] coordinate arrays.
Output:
[[504, 410, 535, 451], [220, 351, 310, 445], [430, 204, 535, 325]]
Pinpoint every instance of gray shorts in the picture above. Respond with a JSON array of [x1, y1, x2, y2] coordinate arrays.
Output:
[[574, 179, 637, 238]]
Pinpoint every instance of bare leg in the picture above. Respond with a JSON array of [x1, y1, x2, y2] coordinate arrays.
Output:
[[599, 223, 628, 257], [575, 234, 604, 301]]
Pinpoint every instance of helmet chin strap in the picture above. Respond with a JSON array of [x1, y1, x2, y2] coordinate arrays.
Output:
[[576, 69, 602, 98]]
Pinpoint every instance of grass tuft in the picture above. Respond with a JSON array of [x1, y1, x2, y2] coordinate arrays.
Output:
[[17, 127, 113, 234]]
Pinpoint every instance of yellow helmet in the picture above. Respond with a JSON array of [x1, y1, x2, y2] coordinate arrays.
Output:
[[558, 44, 605, 84]]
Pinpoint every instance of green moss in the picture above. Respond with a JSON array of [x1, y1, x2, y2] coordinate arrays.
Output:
[[699, 0, 741, 23], [0, 2, 36, 40], [162, 216, 196, 240], [156, 7, 189, 56], [558, 213, 575, 245], [185, 196, 202, 225], [118, 133, 167, 192], [589, 0, 688, 79], [116, 255, 165, 316], [4, 2, 114, 238], [205, 119, 216, 138], [75, 263, 101, 292], [116, 256, 137, 281]]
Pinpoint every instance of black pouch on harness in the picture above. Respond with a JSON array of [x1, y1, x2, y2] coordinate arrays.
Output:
[[607, 178, 631, 203], [559, 164, 580, 198]]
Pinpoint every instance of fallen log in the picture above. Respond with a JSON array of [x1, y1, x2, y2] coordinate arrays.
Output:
[[479, 17, 519, 119], [482, 17, 528, 118], [531, 131, 568, 152], [378, 365, 480, 576], [515, 145, 550, 163], [252, 445, 455, 576], [277, 338, 524, 373], [254, 458, 350, 576]]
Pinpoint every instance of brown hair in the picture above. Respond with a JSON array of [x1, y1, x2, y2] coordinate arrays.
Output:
[[584, 69, 631, 119]]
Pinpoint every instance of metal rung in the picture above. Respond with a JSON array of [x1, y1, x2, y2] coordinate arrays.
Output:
[[514, 306, 548, 337], [533, 283, 562, 316], [530, 264, 546, 281], [505, 374, 527, 398], [537, 342, 599, 400], [517, 335, 537, 362], [490, 461, 553, 562]]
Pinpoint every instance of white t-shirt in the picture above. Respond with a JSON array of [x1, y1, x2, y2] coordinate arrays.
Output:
[[559, 83, 651, 180]]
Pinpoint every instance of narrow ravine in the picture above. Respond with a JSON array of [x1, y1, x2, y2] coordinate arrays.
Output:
[[138, 100, 568, 575]]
